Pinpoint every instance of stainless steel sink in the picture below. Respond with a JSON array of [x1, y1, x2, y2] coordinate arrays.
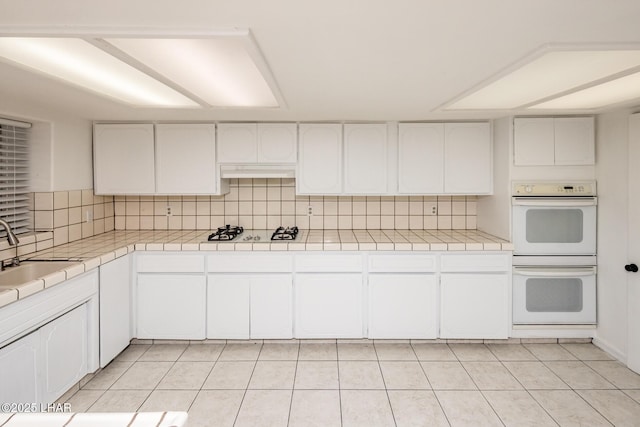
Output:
[[0, 261, 81, 288]]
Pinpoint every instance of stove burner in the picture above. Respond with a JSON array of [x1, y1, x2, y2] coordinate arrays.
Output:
[[208, 225, 244, 241], [271, 226, 299, 241]]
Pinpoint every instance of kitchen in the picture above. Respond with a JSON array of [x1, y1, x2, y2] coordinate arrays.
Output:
[[1, 0, 640, 426]]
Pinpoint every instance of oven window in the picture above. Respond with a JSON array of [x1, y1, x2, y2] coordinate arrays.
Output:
[[526, 209, 583, 243], [526, 278, 583, 312]]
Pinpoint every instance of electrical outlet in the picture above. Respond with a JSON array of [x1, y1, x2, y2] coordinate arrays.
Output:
[[425, 202, 437, 216], [307, 205, 313, 216], [166, 205, 172, 216], [84, 209, 92, 222]]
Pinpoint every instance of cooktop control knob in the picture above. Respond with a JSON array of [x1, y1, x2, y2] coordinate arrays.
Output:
[[525, 185, 532, 193]]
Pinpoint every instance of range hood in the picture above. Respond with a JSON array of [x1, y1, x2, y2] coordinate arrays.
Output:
[[219, 164, 296, 179]]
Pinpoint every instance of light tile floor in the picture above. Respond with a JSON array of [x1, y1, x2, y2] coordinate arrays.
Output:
[[62, 342, 640, 426]]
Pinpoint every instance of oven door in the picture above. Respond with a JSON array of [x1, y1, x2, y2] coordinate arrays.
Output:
[[512, 197, 596, 255], [512, 266, 596, 324]]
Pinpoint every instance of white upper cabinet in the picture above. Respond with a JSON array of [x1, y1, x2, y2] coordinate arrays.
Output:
[[343, 124, 388, 194], [554, 117, 595, 165], [297, 124, 343, 194], [218, 123, 297, 164], [444, 122, 492, 194], [398, 123, 445, 194], [155, 124, 217, 194], [514, 117, 595, 166], [94, 124, 155, 195], [398, 122, 491, 194], [257, 123, 297, 163], [513, 118, 555, 166], [94, 123, 225, 195], [217, 123, 258, 163]]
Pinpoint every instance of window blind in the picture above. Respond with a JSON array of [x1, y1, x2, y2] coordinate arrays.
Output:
[[0, 119, 31, 237]]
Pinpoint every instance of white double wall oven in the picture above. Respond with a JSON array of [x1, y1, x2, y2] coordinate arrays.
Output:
[[511, 182, 597, 324]]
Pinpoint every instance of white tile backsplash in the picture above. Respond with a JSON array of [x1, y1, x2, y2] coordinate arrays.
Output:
[[21, 180, 477, 266]]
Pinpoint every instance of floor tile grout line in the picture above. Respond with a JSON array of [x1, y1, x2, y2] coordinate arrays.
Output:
[[410, 343, 458, 426], [82, 344, 153, 411], [230, 343, 261, 427], [123, 344, 189, 412], [373, 341, 399, 427], [409, 344, 434, 390], [450, 344, 508, 426], [335, 341, 344, 427], [537, 355, 620, 426], [284, 341, 301, 427], [182, 343, 227, 419], [490, 351, 562, 427]]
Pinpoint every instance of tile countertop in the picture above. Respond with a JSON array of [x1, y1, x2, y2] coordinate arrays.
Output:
[[0, 229, 512, 308]]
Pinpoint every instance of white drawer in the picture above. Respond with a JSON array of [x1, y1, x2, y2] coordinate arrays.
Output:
[[207, 254, 293, 273], [137, 254, 204, 273], [440, 254, 511, 272], [368, 254, 437, 273], [295, 254, 363, 272]]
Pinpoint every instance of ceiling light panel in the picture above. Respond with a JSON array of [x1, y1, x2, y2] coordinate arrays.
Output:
[[529, 71, 640, 109], [446, 50, 640, 110], [0, 37, 198, 107], [105, 37, 279, 107]]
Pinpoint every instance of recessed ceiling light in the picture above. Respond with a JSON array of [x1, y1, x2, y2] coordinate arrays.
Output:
[[104, 37, 280, 108], [0, 32, 283, 108], [0, 37, 198, 107], [529, 71, 640, 109], [445, 49, 640, 110]]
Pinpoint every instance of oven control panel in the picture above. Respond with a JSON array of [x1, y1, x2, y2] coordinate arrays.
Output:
[[512, 182, 596, 196]]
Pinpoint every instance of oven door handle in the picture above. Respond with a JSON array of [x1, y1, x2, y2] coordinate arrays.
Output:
[[512, 197, 597, 207], [513, 267, 597, 277]]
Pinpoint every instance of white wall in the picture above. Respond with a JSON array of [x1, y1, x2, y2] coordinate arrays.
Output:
[[477, 117, 511, 240], [0, 103, 93, 192], [594, 110, 631, 360], [50, 117, 92, 191]]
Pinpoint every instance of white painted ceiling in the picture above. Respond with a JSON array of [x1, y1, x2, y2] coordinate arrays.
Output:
[[1, 0, 640, 122]]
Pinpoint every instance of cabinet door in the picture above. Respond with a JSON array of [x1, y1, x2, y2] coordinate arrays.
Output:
[[398, 123, 444, 194], [40, 305, 88, 404], [217, 123, 258, 163], [207, 275, 250, 339], [343, 124, 388, 194], [554, 117, 595, 165], [250, 275, 293, 339], [444, 122, 492, 194], [369, 274, 437, 339], [440, 274, 509, 339], [257, 123, 297, 163], [297, 124, 342, 194], [295, 274, 363, 338], [93, 124, 155, 194], [0, 331, 40, 404], [156, 124, 217, 194], [513, 118, 555, 166], [137, 274, 206, 339], [99, 255, 131, 368]]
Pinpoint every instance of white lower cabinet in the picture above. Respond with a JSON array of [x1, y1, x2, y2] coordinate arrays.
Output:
[[40, 304, 88, 404], [207, 274, 292, 339], [440, 274, 509, 339], [250, 275, 293, 339], [0, 304, 90, 404], [368, 274, 438, 339], [295, 274, 363, 338], [99, 255, 131, 367], [0, 330, 40, 403], [207, 275, 250, 339], [136, 274, 206, 339]]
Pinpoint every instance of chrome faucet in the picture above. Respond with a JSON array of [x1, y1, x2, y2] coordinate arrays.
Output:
[[0, 219, 19, 246]]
